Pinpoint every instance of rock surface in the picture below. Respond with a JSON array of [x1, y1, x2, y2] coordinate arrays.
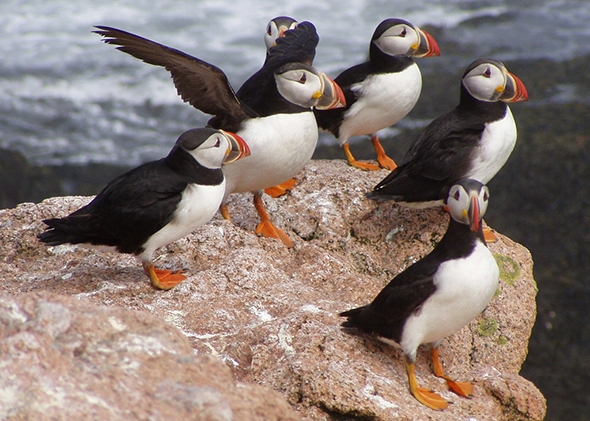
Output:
[[0, 291, 299, 421], [0, 160, 546, 420]]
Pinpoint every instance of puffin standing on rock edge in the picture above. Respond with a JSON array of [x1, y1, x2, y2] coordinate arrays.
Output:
[[341, 179, 499, 410], [37, 128, 250, 290], [367, 58, 528, 207], [314, 18, 440, 171], [94, 23, 346, 248]]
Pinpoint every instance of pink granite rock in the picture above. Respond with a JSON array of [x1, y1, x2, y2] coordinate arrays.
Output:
[[0, 160, 546, 420]]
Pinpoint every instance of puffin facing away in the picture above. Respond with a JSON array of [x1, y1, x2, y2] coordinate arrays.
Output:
[[367, 58, 528, 207], [341, 179, 499, 410], [38, 128, 250, 290], [314, 18, 440, 171], [94, 23, 345, 248]]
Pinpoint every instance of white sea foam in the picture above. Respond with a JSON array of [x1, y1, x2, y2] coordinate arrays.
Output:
[[0, 0, 588, 165]]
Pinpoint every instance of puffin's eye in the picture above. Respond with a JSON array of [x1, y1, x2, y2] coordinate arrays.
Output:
[[483, 190, 489, 202], [267, 24, 272, 36], [483, 67, 492, 78], [454, 190, 461, 201], [400, 27, 407, 37], [214, 137, 221, 147], [298, 73, 307, 84]]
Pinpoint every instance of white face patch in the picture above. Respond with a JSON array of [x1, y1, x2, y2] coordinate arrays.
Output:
[[373, 24, 419, 56], [187, 133, 231, 170], [462, 62, 507, 102], [275, 68, 323, 108], [447, 183, 489, 225]]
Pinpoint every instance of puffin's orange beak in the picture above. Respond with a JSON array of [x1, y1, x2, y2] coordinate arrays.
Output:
[[501, 71, 528, 102], [221, 130, 250, 164], [414, 27, 440, 58], [315, 73, 347, 110], [468, 193, 480, 233]]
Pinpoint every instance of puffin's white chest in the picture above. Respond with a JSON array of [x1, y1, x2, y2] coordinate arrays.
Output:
[[139, 181, 225, 260], [222, 112, 318, 196], [467, 107, 517, 184], [337, 64, 422, 143], [400, 241, 499, 359]]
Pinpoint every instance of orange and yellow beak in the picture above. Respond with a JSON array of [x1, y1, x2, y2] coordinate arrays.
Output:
[[221, 130, 251, 164], [500, 71, 528, 102], [315, 73, 347, 110], [413, 27, 440, 58], [468, 192, 481, 233]]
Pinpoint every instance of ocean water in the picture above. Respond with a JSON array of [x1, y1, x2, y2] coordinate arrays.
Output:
[[1, 0, 589, 166]]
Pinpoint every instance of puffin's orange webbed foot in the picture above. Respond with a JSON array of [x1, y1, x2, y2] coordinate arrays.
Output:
[[253, 192, 294, 248], [431, 347, 473, 398], [342, 142, 380, 171], [444, 378, 473, 398], [483, 226, 498, 243], [255, 220, 294, 248], [406, 362, 449, 410], [143, 262, 186, 290], [371, 134, 397, 171], [264, 178, 297, 198]]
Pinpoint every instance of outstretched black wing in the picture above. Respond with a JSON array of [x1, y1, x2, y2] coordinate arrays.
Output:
[[94, 26, 254, 130]]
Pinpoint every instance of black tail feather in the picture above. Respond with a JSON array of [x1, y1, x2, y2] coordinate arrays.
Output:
[[37, 228, 84, 246], [339, 306, 367, 328], [37, 217, 92, 246]]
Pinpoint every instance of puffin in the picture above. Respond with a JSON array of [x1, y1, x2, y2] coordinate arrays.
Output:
[[37, 128, 250, 290], [367, 58, 528, 207], [264, 16, 299, 60], [94, 23, 345, 248], [341, 179, 499, 410], [314, 18, 440, 171]]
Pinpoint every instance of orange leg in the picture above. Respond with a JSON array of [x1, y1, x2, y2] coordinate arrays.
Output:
[[406, 361, 449, 410], [219, 203, 231, 222], [370, 134, 397, 170], [253, 192, 294, 248], [142, 261, 186, 290], [342, 142, 380, 171], [430, 347, 473, 398], [264, 178, 297, 198]]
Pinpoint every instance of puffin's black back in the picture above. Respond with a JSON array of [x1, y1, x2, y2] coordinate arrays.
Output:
[[235, 21, 319, 116], [341, 215, 484, 343]]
